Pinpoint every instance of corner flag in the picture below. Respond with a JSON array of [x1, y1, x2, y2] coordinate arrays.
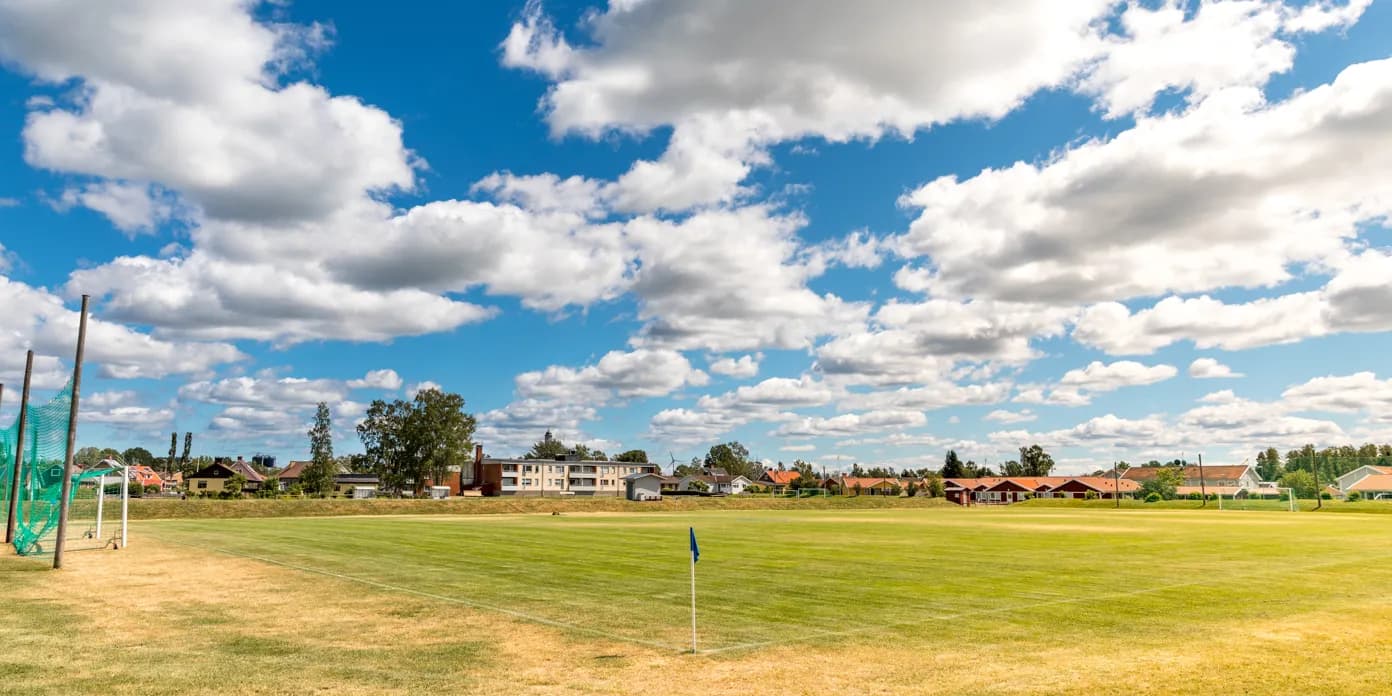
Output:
[[689, 527, 700, 564], [688, 526, 699, 652]]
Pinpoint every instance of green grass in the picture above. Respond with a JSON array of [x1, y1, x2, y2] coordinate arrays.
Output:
[[146, 506, 1392, 654], [67, 493, 949, 520]]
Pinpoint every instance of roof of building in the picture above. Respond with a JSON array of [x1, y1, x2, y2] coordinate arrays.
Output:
[[227, 459, 265, 483], [334, 473, 380, 484], [128, 465, 163, 487], [278, 461, 311, 480], [1053, 476, 1142, 493], [829, 476, 902, 489], [622, 472, 667, 481], [1348, 474, 1392, 492], [762, 470, 802, 485], [1121, 465, 1252, 481]]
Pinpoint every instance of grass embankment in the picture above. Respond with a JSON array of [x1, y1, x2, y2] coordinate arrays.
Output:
[[69, 493, 949, 520], [7, 507, 1392, 694], [1018, 497, 1392, 513]]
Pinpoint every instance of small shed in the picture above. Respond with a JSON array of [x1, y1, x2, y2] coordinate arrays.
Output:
[[428, 485, 451, 500], [624, 472, 665, 501], [352, 486, 377, 499]]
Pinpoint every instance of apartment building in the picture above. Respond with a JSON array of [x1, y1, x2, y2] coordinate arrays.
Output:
[[477, 454, 661, 496]]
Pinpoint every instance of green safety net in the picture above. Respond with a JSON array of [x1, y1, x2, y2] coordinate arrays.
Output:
[[0, 379, 120, 556]]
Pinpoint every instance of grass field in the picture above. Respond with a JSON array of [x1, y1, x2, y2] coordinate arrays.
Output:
[[5, 505, 1392, 694]]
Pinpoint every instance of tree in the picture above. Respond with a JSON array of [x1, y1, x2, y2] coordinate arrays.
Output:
[[1254, 447, 1277, 481], [923, 473, 945, 498], [1141, 467, 1184, 500], [357, 389, 477, 496], [1279, 469, 1317, 499], [941, 450, 966, 478], [121, 447, 155, 466], [75, 447, 102, 467], [1001, 460, 1025, 477], [168, 432, 178, 471], [413, 388, 476, 492], [1019, 444, 1055, 476], [302, 402, 338, 496], [705, 441, 761, 480], [614, 449, 649, 463], [223, 473, 246, 498], [525, 431, 568, 460], [791, 459, 819, 489], [180, 432, 193, 470]]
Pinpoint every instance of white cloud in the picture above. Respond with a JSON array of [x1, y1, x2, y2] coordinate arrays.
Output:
[[1059, 360, 1179, 391], [0, 275, 244, 386], [774, 410, 928, 439], [627, 207, 868, 352], [837, 382, 1012, 412], [347, 369, 403, 391], [81, 391, 174, 430], [58, 181, 174, 234], [516, 349, 708, 401], [1189, 357, 1244, 379], [1281, 371, 1392, 414], [985, 409, 1037, 424], [1, 0, 414, 225], [180, 373, 349, 407], [780, 444, 816, 453], [1079, 0, 1370, 118], [505, 0, 1115, 212], [0, 196, 19, 207], [894, 57, 1392, 306], [815, 300, 1075, 386], [708, 354, 760, 379], [405, 381, 443, 399]]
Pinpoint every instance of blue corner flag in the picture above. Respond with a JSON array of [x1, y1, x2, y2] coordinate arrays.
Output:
[[689, 527, 700, 564]]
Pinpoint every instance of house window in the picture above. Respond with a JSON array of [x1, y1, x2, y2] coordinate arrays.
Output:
[[503, 465, 517, 472], [521, 478, 532, 486], [197, 481, 207, 489]]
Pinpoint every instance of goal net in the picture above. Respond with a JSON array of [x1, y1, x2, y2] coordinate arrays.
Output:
[[0, 379, 125, 556]]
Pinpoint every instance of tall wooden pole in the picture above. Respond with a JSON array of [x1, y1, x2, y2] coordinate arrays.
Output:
[[1113, 462, 1120, 509], [1198, 453, 1207, 508], [5, 351, 34, 544], [53, 295, 90, 569]]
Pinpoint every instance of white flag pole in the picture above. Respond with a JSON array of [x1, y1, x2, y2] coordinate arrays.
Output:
[[690, 546, 697, 653]]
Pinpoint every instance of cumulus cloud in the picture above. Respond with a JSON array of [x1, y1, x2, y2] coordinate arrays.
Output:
[[894, 57, 1392, 306], [347, 369, 404, 391], [774, 410, 927, 439], [709, 354, 760, 379], [516, 349, 708, 401], [1079, 0, 1370, 118], [985, 409, 1037, 424], [0, 275, 243, 386], [504, 0, 1117, 212], [1189, 358, 1244, 379]]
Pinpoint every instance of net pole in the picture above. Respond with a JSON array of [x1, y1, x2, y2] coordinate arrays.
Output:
[[4, 351, 33, 544], [1197, 453, 1207, 508], [120, 462, 129, 549], [95, 475, 105, 538], [53, 294, 90, 570]]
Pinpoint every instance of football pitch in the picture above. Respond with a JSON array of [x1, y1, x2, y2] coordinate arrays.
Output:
[[8, 505, 1392, 694]]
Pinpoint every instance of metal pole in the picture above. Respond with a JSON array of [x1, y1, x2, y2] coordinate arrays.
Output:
[[690, 548, 698, 653], [120, 462, 129, 549], [1198, 453, 1207, 507], [5, 352, 32, 544], [95, 473, 105, 538], [54, 294, 90, 570]]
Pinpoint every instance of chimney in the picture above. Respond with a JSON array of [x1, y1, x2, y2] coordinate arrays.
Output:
[[466, 444, 483, 489]]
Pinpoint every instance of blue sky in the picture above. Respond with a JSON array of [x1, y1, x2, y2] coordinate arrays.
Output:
[[1, 0, 1390, 473]]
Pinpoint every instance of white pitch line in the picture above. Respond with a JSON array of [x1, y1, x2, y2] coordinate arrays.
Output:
[[164, 539, 682, 653], [700, 551, 1388, 655]]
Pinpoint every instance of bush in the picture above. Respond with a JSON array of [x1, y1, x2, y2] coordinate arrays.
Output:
[[1320, 491, 1332, 500], [1144, 492, 1163, 503], [1187, 492, 1202, 500], [1084, 490, 1099, 500], [1346, 491, 1362, 502]]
